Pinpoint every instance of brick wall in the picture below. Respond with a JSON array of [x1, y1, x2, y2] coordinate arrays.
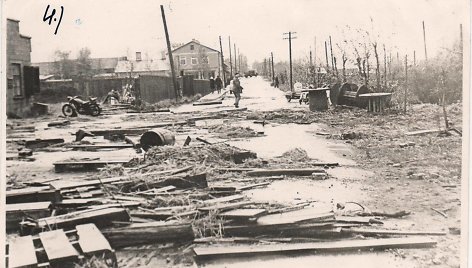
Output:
[[6, 19, 32, 117]]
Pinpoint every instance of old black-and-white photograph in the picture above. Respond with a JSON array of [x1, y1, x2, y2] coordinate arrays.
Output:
[[2, 0, 468, 267]]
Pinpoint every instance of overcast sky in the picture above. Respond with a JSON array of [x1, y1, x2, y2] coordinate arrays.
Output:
[[4, 0, 467, 65]]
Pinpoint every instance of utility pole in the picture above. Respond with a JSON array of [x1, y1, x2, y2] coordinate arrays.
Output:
[[219, 36, 226, 86], [329, 36, 335, 73], [238, 48, 241, 73], [404, 55, 408, 113], [324, 41, 329, 71], [228, 36, 233, 77], [413, 50, 416, 66], [234, 43, 237, 74], [422, 21, 428, 61], [460, 24, 463, 52], [283, 31, 297, 91], [383, 44, 387, 89], [314, 37, 317, 87], [160, 5, 179, 100], [271, 52, 275, 84]]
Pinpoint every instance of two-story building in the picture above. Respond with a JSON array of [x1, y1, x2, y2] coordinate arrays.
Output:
[[6, 18, 40, 117], [172, 40, 222, 79]]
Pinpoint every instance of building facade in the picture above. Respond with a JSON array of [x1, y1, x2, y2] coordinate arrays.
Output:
[[6, 18, 40, 117], [172, 40, 221, 79]]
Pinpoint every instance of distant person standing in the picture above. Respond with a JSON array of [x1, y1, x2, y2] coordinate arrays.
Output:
[[232, 73, 243, 108], [215, 75, 223, 94], [209, 76, 216, 93], [274, 76, 279, 88]]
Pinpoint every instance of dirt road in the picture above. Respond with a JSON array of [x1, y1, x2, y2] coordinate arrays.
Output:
[[6, 77, 462, 268]]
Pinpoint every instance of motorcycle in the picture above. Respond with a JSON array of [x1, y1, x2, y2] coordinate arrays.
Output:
[[62, 96, 102, 117]]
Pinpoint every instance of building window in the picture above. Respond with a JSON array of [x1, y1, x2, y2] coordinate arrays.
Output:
[[191, 57, 198, 65], [11, 63, 22, 96], [180, 57, 186, 65], [202, 56, 209, 64], [190, 45, 194, 50]]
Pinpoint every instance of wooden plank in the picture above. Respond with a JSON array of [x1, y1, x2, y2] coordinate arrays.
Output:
[[193, 237, 437, 259], [25, 138, 64, 149], [223, 222, 337, 237], [257, 208, 334, 225], [335, 216, 383, 225], [76, 224, 112, 255], [238, 182, 270, 191], [67, 144, 134, 150], [202, 195, 245, 205], [51, 177, 123, 190], [341, 228, 447, 236], [405, 129, 443, 136], [6, 187, 61, 204], [247, 168, 326, 177], [23, 208, 130, 234], [219, 209, 267, 220], [199, 201, 254, 212], [39, 229, 79, 263], [54, 160, 131, 173], [129, 173, 207, 191], [102, 222, 194, 248], [8, 235, 37, 268], [193, 100, 223, 106]]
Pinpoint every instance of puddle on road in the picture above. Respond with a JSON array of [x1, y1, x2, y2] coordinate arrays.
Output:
[[228, 123, 355, 166], [200, 251, 413, 268]]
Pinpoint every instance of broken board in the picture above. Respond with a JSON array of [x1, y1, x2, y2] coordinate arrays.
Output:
[[193, 237, 437, 259], [76, 223, 113, 255], [219, 209, 267, 220], [39, 229, 79, 264], [8, 235, 37, 268], [54, 159, 131, 173], [247, 168, 326, 177]]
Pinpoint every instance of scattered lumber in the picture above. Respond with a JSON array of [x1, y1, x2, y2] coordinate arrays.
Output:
[[102, 222, 194, 248], [51, 177, 123, 190], [199, 201, 254, 213], [256, 208, 335, 225], [356, 210, 411, 218], [66, 144, 135, 150], [47, 120, 70, 127], [39, 230, 80, 265], [405, 129, 443, 136], [7, 235, 38, 268], [54, 159, 131, 172], [219, 209, 267, 221], [6, 202, 51, 232], [6, 187, 62, 204], [238, 182, 270, 191], [431, 208, 448, 218], [21, 207, 130, 235], [127, 108, 171, 113], [202, 194, 245, 205], [193, 100, 223, 106], [335, 216, 383, 225], [341, 227, 447, 236], [193, 237, 437, 259], [25, 138, 64, 149], [222, 222, 338, 238], [247, 168, 326, 177], [130, 172, 208, 191], [76, 224, 113, 255]]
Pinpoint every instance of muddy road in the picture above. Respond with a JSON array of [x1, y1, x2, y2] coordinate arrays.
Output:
[[6, 77, 462, 268]]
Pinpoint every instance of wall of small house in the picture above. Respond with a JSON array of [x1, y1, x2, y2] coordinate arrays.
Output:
[[6, 19, 32, 117]]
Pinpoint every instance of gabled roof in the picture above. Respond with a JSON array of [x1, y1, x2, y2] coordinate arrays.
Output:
[[171, 40, 219, 54]]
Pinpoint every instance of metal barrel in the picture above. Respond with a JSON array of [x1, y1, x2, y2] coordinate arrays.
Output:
[[140, 128, 175, 151]]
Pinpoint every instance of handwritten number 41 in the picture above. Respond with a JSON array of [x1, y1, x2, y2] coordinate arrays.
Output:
[[43, 5, 64, 35]]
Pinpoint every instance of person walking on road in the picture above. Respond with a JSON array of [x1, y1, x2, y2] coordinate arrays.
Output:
[[232, 73, 243, 108], [215, 75, 223, 94], [209, 76, 216, 93]]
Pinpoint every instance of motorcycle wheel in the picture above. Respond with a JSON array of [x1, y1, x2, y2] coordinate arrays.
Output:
[[62, 104, 77, 117], [89, 104, 101, 116]]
